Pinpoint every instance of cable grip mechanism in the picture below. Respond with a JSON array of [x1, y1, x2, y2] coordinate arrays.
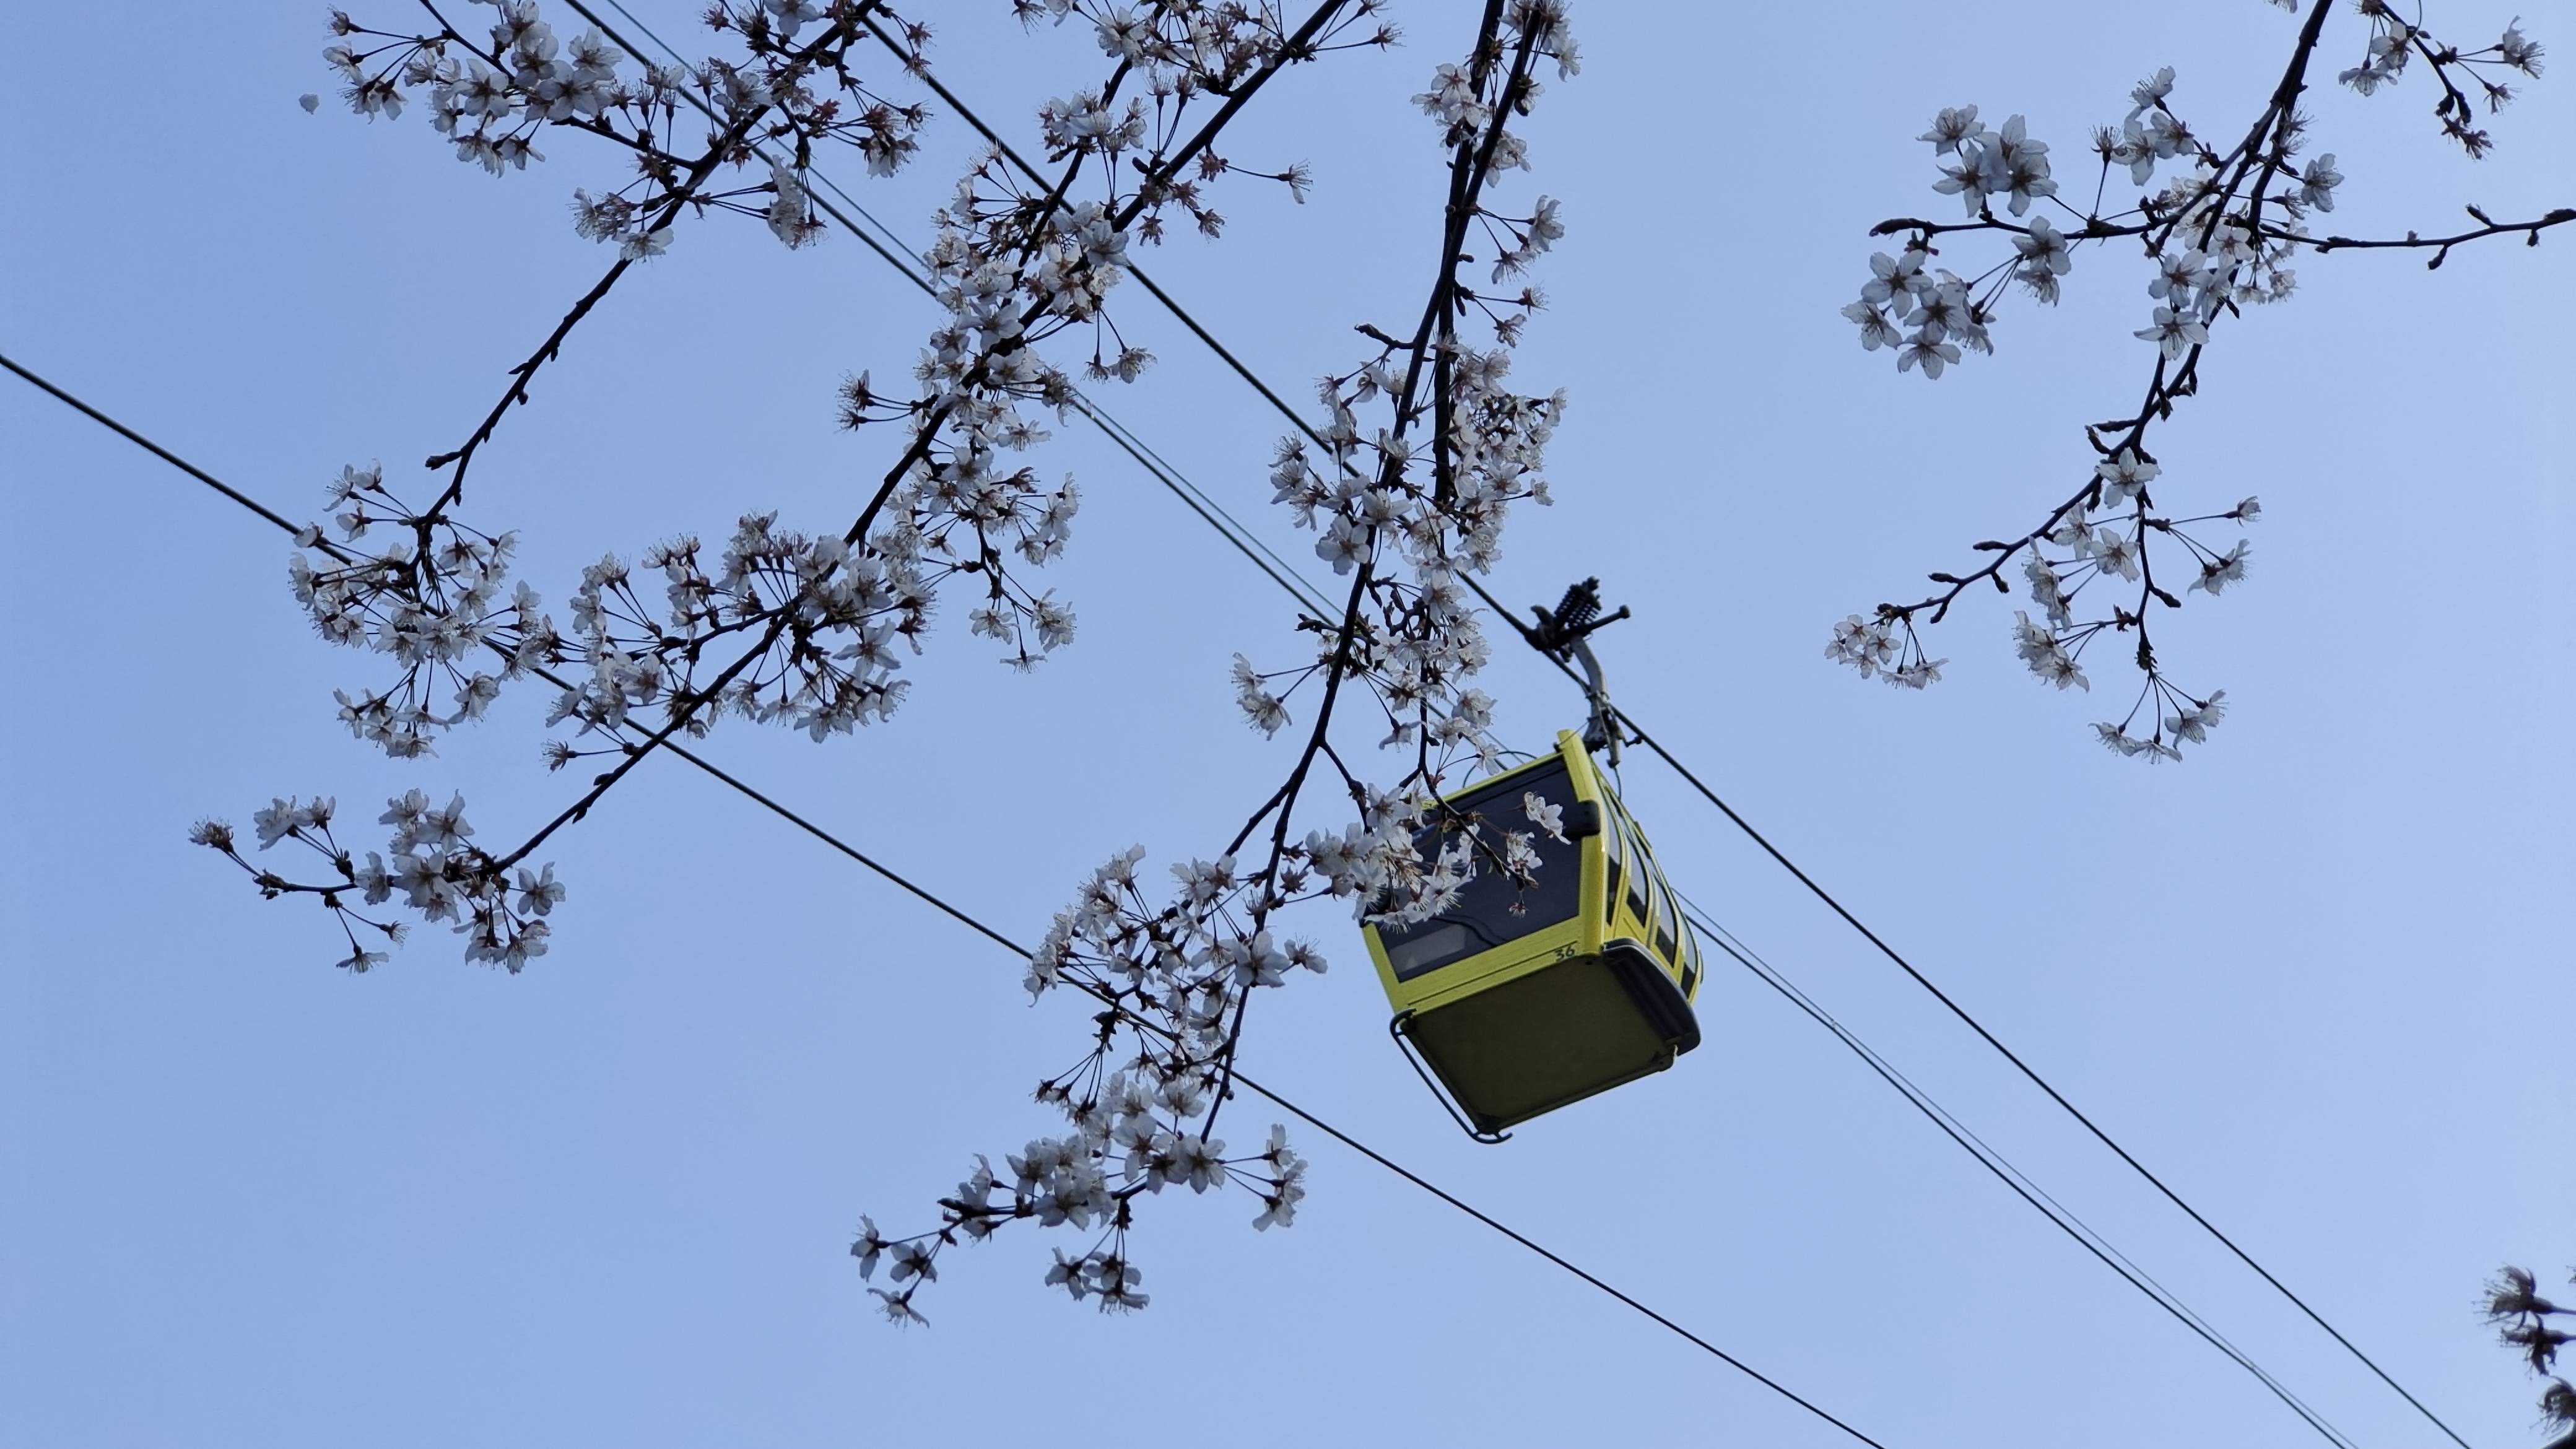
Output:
[[1527, 578, 1631, 767]]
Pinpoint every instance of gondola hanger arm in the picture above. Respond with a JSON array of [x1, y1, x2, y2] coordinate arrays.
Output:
[[1527, 578, 1631, 766]]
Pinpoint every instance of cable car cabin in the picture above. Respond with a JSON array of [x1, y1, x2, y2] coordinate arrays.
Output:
[[1362, 731, 1703, 1139]]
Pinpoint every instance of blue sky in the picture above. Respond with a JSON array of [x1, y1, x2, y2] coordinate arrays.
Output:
[[4, 2, 2570, 1445]]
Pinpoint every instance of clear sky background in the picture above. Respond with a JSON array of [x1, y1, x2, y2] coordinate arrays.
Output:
[[4, 2, 2570, 1446]]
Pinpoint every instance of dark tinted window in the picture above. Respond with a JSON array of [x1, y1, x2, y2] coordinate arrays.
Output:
[[1621, 810, 1651, 929], [1601, 799, 1625, 924], [1379, 762, 1583, 980], [1652, 874, 1679, 965]]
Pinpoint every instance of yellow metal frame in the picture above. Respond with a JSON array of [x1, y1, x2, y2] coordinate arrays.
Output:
[[1367, 731, 1700, 1014], [1362, 731, 1702, 1135]]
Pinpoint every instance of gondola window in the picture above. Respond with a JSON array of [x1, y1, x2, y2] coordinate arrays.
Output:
[[1623, 812, 1653, 929], [1602, 807, 1627, 926], [1377, 762, 1582, 981]]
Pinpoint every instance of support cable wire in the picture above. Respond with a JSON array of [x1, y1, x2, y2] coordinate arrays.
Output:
[[1544, 618, 2475, 1449], [0, 349, 1894, 1449], [701, 29, 2480, 1435], [1674, 891, 2361, 1449], [297, 12, 2464, 1438]]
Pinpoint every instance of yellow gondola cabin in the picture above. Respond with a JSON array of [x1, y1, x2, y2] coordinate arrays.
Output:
[[1362, 730, 1702, 1139]]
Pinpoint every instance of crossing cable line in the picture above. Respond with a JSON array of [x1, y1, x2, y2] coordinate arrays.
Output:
[[1069, 388, 1336, 618], [415, 15, 2463, 1440], [658, 22, 2472, 1440], [0, 349, 1896, 1449], [1674, 891, 2361, 1449]]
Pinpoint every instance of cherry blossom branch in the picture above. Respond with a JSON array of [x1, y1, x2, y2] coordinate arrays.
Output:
[[1198, 559, 1378, 1141], [854, 0, 1577, 1323], [1831, 0, 2553, 759], [1200, 4, 1547, 1133], [840, 0, 1365, 544], [281, 2, 935, 760], [227, 0, 1390, 972], [2309, 203, 2576, 263], [1868, 214, 2151, 242], [471, 0, 1378, 875], [408, 2, 885, 520]]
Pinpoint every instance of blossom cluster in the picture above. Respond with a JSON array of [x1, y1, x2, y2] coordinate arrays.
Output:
[[1841, 72, 2313, 387], [840, 838, 1336, 1324], [290, 463, 562, 759], [2338, 2, 2547, 157], [1031, 0, 1401, 103], [547, 512, 926, 751], [853, 1112, 1310, 1321], [318, 0, 925, 259], [2482, 1264, 2576, 1437], [190, 790, 560, 973]]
